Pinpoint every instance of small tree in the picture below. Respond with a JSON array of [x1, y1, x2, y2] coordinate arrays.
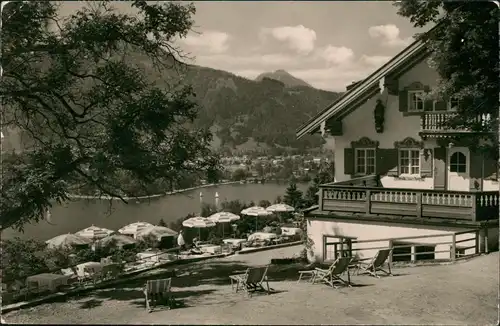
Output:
[[258, 199, 271, 208], [158, 218, 167, 227], [284, 183, 304, 209]]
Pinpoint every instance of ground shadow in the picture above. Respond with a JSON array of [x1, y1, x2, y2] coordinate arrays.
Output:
[[129, 289, 216, 310], [79, 298, 103, 309]]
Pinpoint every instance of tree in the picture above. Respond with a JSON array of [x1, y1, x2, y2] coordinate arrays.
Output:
[[283, 183, 304, 209], [158, 218, 167, 227], [231, 168, 248, 181], [1, 1, 221, 231], [258, 199, 271, 208], [396, 0, 498, 158], [304, 162, 335, 207]]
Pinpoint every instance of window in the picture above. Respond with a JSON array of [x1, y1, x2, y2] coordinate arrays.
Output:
[[355, 148, 376, 175], [324, 236, 355, 261], [450, 152, 466, 173], [408, 90, 425, 111], [399, 149, 420, 175]]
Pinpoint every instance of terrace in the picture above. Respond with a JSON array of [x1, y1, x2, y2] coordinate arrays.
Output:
[[318, 175, 499, 222], [3, 246, 498, 325]]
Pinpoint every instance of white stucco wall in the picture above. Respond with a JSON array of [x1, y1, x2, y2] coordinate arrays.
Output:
[[483, 180, 499, 191], [305, 217, 497, 263], [332, 59, 438, 189]]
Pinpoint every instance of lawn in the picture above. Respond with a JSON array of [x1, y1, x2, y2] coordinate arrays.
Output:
[[3, 246, 498, 325]]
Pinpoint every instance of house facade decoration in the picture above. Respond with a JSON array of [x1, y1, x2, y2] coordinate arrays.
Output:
[[295, 24, 498, 265]]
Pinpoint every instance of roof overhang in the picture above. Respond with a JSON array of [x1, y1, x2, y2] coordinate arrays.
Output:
[[296, 26, 439, 140]]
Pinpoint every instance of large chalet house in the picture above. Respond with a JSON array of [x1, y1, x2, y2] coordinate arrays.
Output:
[[296, 28, 499, 264]]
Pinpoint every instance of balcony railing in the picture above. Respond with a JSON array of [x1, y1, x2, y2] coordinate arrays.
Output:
[[319, 182, 499, 222], [420, 112, 492, 133]]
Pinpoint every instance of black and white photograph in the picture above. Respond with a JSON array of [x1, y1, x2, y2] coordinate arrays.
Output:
[[1, 0, 498, 324]]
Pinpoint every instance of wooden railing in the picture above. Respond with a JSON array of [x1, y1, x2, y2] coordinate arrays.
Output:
[[324, 229, 483, 264], [319, 184, 499, 221], [420, 112, 492, 132]]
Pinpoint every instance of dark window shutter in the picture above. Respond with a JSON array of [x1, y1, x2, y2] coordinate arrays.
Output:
[[420, 148, 433, 177], [483, 155, 498, 180], [344, 148, 354, 175], [469, 151, 483, 190], [377, 148, 399, 176], [433, 147, 446, 190], [399, 90, 408, 112], [434, 100, 447, 111]]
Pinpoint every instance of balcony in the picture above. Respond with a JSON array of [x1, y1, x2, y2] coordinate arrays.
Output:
[[319, 176, 499, 222], [420, 112, 493, 137]]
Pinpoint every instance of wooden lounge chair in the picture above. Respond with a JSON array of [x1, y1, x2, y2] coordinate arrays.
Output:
[[143, 278, 174, 312], [356, 248, 393, 278], [229, 266, 272, 297], [312, 257, 353, 288]]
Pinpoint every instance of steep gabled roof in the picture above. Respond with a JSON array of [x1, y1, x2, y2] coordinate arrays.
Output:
[[296, 24, 440, 139]]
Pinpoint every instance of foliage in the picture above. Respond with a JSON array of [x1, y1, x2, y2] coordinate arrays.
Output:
[[258, 199, 271, 208], [396, 0, 499, 158], [1, 1, 221, 231], [274, 196, 283, 204], [304, 162, 335, 208], [283, 183, 305, 209], [1, 238, 49, 282], [200, 202, 217, 217], [158, 218, 167, 227], [231, 168, 250, 181]]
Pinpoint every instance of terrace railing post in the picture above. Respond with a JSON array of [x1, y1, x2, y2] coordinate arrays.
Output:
[[416, 192, 423, 218], [388, 239, 393, 265], [319, 188, 324, 211], [475, 229, 480, 254], [471, 193, 478, 222], [365, 190, 372, 214], [451, 234, 456, 261]]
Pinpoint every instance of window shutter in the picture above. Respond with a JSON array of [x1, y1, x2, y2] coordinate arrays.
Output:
[[377, 148, 399, 176], [433, 147, 446, 190], [399, 90, 408, 112], [344, 148, 354, 175], [420, 148, 433, 178], [434, 100, 447, 111], [469, 151, 483, 190]]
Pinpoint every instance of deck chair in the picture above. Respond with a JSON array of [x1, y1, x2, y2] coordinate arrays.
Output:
[[229, 266, 271, 297], [312, 257, 352, 288], [356, 248, 393, 278], [143, 278, 174, 312]]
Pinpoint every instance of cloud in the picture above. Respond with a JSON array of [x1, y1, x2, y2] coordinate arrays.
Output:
[[179, 31, 230, 54], [317, 46, 355, 65], [361, 55, 391, 67], [368, 24, 413, 48], [261, 25, 317, 54]]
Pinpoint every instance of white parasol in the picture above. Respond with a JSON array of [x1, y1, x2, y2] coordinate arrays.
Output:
[[118, 221, 154, 238], [182, 216, 216, 240], [136, 225, 178, 240], [208, 212, 240, 238], [46, 233, 92, 249], [75, 225, 114, 241], [266, 203, 295, 213], [240, 206, 272, 232]]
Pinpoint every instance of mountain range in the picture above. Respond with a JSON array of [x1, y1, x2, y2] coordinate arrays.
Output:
[[2, 59, 342, 154]]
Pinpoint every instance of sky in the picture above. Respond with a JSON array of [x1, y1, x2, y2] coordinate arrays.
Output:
[[58, 1, 428, 92]]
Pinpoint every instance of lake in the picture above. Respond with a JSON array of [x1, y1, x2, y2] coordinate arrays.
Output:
[[1, 182, 309, 241]]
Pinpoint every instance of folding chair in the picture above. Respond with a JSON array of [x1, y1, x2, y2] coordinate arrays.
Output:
[[229, 266, 272, 297], [356, 248, 393, 278], [312, 257, 353, 288], [143, 278, 174, 312]]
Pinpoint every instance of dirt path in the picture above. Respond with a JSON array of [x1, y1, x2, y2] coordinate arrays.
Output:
[[3, 247, 498, 325]]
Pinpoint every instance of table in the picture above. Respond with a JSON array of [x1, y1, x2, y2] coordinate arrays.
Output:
[[198, 244, 221, 255], [26, 273, 71, 292], [222, 238, 247, 246], [76, 262, 103, 277]]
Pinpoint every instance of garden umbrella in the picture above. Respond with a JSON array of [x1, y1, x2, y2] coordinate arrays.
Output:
[[240, 206, 272, 232], [208, 212, 240, 238], [45, 233, 92, 249], [266, 203, 295, 213], [182, 217, 216, 240], [97, 234, 137, 248], [136, 225, 178, 241], [118, 221, 154, 238], [75, 225, 114, 241]]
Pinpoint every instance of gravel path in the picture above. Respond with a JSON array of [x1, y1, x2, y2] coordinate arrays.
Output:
[[3, 246, 498, 325]]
